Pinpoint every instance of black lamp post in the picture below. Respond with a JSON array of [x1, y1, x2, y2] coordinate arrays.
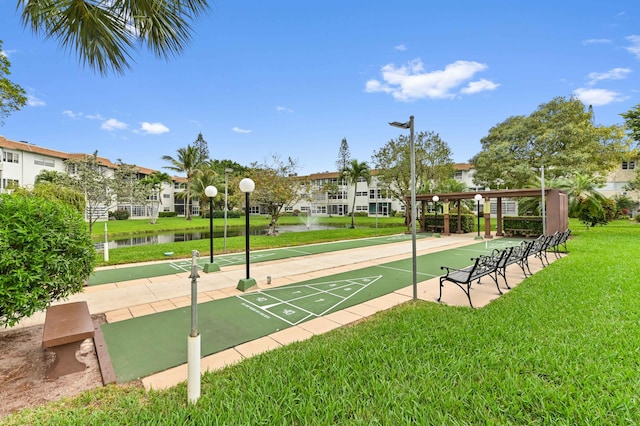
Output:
[[237, 178, 257, 291], [474, 193, 483, 240], [203, 185, 219, 272], [389, 116, 417, 301]]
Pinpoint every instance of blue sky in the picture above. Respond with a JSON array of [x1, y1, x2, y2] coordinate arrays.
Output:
[[1, 1, 640, 176]]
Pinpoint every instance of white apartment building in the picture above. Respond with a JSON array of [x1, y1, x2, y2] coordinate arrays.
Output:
[[0, 136, 190, 220]]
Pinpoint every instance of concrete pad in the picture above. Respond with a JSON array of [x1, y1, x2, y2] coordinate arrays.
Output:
[[150, 300, 176, 313], [142, 363, 187, 391], [344, 303, 381, 318], [298, 317, 341, 335], [105, 308, 133, 323], [201, 349, 244, 372], [269, 326, 314, 345], [323, 310, 364, 326], [234, 336, 282, 358], [364, 292, 412, 311], [128, 304, 155, 317]]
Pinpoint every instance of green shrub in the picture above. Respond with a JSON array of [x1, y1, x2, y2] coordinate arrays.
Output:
[[202, 210, 241, 219], [159, 211, 178, 218], [0, 194, 95, 327], [111, 209, 130, 220]]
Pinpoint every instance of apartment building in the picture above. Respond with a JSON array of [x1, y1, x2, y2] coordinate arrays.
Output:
[[0, 136, 189, 220]]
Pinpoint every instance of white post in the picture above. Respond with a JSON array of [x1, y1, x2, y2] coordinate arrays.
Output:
[[187, 250, 200, 404], [104, 222, 109, 262]]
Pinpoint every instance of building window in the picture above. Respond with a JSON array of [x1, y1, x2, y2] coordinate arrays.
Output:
[[455, 170, 463, 179], [163, 193, 170, 198], [34, 157, 55, 167], [3, 152, 19, 163], [622, 161, 636, 170], [2, 178, 20, 189]]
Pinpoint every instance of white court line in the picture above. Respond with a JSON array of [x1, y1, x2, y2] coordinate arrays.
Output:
[[374, 264, 437, 278]]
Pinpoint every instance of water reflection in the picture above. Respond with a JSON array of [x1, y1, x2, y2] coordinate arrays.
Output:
[[95, 224, 336, 249]]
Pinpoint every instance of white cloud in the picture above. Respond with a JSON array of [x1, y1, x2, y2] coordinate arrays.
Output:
[[582, 38, 612, 45], [63, 110, 82, 119], [461, 79, 500, 94], [573, 88, 628, 106], [101, 118, 128, 131], [27, 95, 46, 107], [394, 44, 407, 51], [587, 67, 631, 86], [86, 113, 105, 120], [138, 122, 170, 134], [626, 35, 640, 59], [232, 126, 252, 134], [276, 106, 294, 113], [365, 59, 497, 101]]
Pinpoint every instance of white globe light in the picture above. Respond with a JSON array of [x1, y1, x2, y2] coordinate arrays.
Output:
[[474, 193, 483, 202], [205, 185, 218, 198], [432, 195, 439, 203], [239, 178, 255, 193]]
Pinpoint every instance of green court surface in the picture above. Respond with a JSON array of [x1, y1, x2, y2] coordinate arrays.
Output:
[[101, 239, 517, 382], [88, 234, 429, 285]]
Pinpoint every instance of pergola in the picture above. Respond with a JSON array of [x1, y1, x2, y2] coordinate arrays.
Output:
[[406, 188, 569, 238]]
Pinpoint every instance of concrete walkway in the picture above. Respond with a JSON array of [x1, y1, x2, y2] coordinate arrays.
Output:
[[14, 233, 558, 390]]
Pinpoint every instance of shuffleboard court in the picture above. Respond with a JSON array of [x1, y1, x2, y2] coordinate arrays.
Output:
[[100, 240, 508, 382]]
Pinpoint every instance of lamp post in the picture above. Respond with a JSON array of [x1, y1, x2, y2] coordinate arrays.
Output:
[[541, 165, 546, 236], [203, 185, 220, 273], [474, 193, 483, 240], [224, 168, 233, 252], [432, 195, 440, 238], [237, 178, 257, 291], [389, 115, 417, 301]]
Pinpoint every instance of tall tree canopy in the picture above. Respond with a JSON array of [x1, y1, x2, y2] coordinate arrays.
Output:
[[336, 137, 351, 172], [372, 130, 454, 212], [17, 0, 210, 75], [621, 103, 640, 146], [0, 40, 27, 125], [470, 97, 628, 189]]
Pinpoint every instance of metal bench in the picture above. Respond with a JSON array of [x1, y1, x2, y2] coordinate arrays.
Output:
[[438, 250, 506, 308], [42, 301, 95, 379]]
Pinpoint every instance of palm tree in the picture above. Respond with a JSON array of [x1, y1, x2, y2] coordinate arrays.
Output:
[[557, 173, 608, 226], [18, 0, 209, 75], [342, 159, 371, 228], [141, 171, 173, 224], [162, 145, 206, 220], [190, 169, 219, 216]]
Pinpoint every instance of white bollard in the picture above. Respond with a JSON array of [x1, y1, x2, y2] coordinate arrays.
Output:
[[104, 223, 109, 262], [187, 333, 201, 404]]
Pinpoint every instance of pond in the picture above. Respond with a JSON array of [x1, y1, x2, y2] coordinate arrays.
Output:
[[94, 224, 338, 249]]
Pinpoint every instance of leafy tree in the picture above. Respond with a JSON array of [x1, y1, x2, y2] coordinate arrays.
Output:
[[193, 132, 210, 162], [65, 151, 115, 233], [13, 180, 85, 214], [342, 159, 371, 228], [372, 131, 454, 214], [0, 40, 27, 125], [247, 156, 302, 236], [17, 0, 209, 75], [0, 193, 95, 328], [140, 171, 173, 224], [470, 97, 628, 189], [207, 159, 247, 211], [621, 103, 640, 146], [162, 144, 206, 220], [113, 161, 148, 215], [336, 137, 351, 172]]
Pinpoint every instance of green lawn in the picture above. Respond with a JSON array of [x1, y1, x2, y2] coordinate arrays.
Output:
[[7, 219, 640, 424]]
